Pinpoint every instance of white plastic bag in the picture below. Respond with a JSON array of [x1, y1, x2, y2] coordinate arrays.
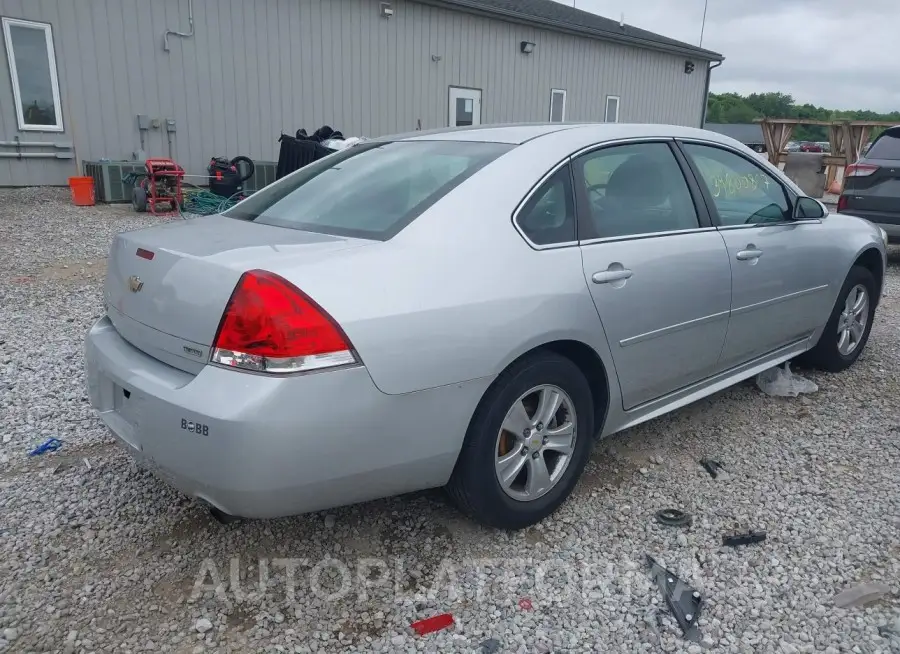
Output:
[[321, 136, 368, 151], [756, 363, 818, 397]]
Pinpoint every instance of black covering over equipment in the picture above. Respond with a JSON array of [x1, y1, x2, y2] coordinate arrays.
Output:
[[275, 125, 345, 179]]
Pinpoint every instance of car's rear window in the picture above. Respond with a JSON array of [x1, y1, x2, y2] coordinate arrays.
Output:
[[225, 140, 513, 240], [866, 131, 900, 160]]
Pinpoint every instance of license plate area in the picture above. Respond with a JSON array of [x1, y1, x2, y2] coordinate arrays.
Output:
[[114, 384, 139, 420], [111, 383, 142, 450]]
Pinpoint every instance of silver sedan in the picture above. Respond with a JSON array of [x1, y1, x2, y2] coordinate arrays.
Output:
[[85, 123, 887, 529]]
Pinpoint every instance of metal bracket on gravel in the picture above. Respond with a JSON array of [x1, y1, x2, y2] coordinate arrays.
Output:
[[646, 555, 703, 642], [699, 458, 724, 479], [655, 508, 692, 527], [722, 530, 767, 547]]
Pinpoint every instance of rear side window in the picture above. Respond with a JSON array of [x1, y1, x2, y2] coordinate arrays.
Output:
[[225, 141, 512, 240], [515, 164, 576, 245], [866, 132, 900, 160]]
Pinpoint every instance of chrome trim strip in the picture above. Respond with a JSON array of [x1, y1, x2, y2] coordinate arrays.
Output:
[[511, 135, 806, 250], [732, 284, 830, 316], [511, 138, 675, 250], [619, 310, 730, 348], [717, 220, 821, 231], [568, 136, 674, 160], [580, 226, 717, 246]]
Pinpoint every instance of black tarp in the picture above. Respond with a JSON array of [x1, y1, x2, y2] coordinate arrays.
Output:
[[275, 126, 345, 179]]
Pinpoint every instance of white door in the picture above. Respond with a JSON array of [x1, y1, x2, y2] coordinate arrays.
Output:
[[449, 87, 481, 127]]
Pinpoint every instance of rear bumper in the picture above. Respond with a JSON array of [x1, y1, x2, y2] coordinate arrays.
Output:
[[84, 316, 489, 518], [838, 206, 900, 240]]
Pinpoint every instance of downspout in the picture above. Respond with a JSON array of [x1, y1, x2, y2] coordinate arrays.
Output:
[[163, 0, 194, 52], [700, 60, 723, 127]]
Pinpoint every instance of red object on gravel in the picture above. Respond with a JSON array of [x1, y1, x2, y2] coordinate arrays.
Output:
[[410, 613, 454, 636]]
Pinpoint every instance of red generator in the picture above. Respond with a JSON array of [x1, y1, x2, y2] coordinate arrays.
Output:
[[132, 158, 185, 216]]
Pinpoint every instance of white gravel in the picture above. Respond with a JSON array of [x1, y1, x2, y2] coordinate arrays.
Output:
[[1, 187, 899, 653]]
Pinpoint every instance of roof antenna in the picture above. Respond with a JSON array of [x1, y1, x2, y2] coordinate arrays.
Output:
[[619, 13, 625, 28]]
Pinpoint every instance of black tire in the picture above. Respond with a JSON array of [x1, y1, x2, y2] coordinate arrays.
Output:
[[131, 185, 147, 212], [798, 265, 876, 372], [446, 351, 596, 529]]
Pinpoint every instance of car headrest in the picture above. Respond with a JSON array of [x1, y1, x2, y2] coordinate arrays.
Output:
[[605, 155, 669, 209]]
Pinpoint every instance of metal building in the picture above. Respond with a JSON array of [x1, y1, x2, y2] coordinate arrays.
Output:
[[0, 0, 722, 187]]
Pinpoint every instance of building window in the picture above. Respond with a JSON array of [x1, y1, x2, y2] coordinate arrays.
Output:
[[549, 89, 566, 123], [605, 95, 620, 123], [2, 18, 63, 131]]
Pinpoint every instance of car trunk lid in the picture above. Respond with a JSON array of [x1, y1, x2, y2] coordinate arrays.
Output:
[[105, 215, 372, 372]]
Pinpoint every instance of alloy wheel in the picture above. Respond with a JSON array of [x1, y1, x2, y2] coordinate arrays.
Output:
[[494, 384, 577, 502], [837, 283, 869, 356]]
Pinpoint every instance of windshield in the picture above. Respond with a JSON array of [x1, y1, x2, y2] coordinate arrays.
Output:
[[225, 140, 513, 240]]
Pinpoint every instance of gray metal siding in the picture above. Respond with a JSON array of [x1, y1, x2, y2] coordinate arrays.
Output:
[[0, 0, 73, 185], [0, 0, 709, 187]]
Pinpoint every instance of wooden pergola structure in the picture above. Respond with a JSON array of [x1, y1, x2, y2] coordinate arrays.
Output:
[[756, 118, 898, 192]]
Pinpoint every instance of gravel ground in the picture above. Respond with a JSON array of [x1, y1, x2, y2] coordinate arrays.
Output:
[[1, 187, 899, 654]]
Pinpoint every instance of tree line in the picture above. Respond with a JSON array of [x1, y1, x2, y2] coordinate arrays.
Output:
[[706, 91, 900, 142]]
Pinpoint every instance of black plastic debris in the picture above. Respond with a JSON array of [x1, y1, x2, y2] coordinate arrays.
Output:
[[655, 508, 692, 527], [646, 555, 703, 641], [699, 458, 724, 479], [479, 638, 501, 653], [722, 530, 767, 547]]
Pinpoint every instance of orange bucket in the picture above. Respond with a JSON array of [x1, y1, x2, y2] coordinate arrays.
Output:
[[68, 176, 95, 206]]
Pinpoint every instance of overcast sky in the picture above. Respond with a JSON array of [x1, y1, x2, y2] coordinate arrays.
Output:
[[552, 0, 899, 113]]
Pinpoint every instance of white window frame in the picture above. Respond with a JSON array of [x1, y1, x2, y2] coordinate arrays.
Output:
[[605, 95, 620, 123], [2, 17, 64, 132], [549, 88, 567, 123]]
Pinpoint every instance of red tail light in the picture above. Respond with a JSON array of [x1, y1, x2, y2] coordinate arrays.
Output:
[[837, 194, 848, 212], [211, 270, 356, 374], [845, 163, 878, 177]]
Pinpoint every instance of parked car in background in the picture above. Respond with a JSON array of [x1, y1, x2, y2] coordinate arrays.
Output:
[[800, 142, 823, 153], [839, 125, 900, 243], [786, 141, 801, 152], [85, 123, 887, 529]]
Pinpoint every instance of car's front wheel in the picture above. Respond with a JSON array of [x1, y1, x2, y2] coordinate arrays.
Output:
[[800, 265, 877, 372], [447, 351, 595, 529]]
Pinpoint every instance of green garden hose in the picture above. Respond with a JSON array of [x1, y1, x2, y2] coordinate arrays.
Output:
[[180, 189, 248, 217]]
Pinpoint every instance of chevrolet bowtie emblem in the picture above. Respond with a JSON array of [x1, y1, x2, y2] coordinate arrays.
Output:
[[128, 275, 143, 293]]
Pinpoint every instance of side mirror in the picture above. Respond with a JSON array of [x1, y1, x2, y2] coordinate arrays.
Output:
[[794, 197, 826, 220]]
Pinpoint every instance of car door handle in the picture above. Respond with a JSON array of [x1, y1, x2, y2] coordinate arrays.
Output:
[[592, 268, 633, 284], [736, 248, 763, 261]]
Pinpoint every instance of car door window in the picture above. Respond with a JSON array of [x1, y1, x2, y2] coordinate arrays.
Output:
[[682, 143, 791, 226], [515, 164, 576, 245], [573, 142, 700, 239]]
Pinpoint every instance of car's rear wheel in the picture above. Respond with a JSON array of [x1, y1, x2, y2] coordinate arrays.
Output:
[[447, 351, 594, 529], [799, 265, 876, 372]]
